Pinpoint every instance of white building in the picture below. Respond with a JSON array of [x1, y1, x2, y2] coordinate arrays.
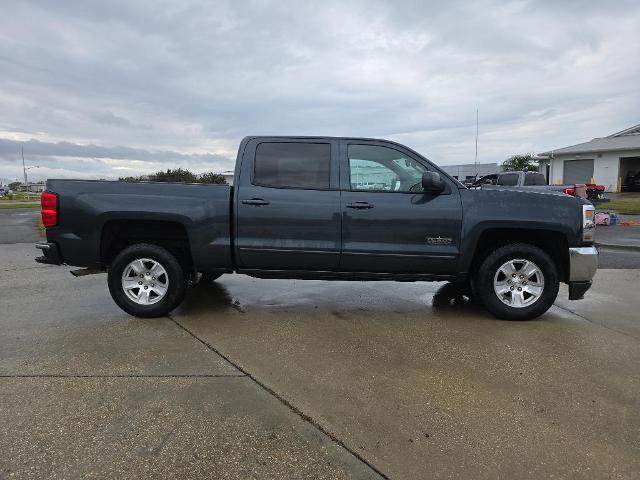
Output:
[[538, 124, 640, 192], [438, 163, 500, 182]]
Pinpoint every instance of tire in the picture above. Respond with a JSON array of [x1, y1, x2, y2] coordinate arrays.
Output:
[[198, 272, 223, 284], [473, 243, 559, 320], [107, 243, 187, 318]]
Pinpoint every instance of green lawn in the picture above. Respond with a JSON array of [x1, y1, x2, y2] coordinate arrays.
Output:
[[37, 216, 45, 237], [599, 199, 640, 214], [0, 202, 40, 209]]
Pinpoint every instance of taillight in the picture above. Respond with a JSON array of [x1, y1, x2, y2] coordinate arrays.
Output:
[[563, 187, 575, 196], [41, 191, 58, 227]]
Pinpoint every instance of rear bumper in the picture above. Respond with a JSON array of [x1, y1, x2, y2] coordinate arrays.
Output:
[[35, 242, 63, 265], [567, 246, 598, 300]]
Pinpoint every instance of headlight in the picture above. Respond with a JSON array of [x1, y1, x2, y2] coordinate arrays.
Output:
[[582, 204, 595, 242]]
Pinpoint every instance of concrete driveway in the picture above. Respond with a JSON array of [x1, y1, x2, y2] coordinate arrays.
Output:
[[1, 243, 639, 479]]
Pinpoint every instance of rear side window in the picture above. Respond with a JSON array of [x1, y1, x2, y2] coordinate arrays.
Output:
[[498, 173, 519, 186], [524, 173, 546, 185], [254, 142, 331, 189]]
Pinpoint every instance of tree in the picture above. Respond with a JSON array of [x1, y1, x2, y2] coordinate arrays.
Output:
[[501, 153, 538, 172], [8, 181, 21, 191], [120, 168, 227, 184], [198, 172, 226, 184]]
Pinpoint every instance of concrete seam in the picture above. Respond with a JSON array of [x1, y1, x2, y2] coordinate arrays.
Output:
[[0, 374, 247, 378], [167, 314, 390, 480], [553, 304, 640, 342]]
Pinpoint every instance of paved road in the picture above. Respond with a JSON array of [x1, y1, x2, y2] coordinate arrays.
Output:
[[596, 223, 640, 249], [0, 207, 40, 244], [1, 243, 639, 479], [597, 246, 640, 268]]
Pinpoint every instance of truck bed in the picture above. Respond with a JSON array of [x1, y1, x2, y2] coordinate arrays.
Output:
[[45, 179, 232, 271]]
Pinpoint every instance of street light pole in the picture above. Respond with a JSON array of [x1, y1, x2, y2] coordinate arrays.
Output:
[[21, 146, 39, 192], [474, 109, 479, 179], [21, 146, 27, 185]]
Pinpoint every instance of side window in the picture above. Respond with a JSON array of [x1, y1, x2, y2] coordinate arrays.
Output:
[[498, 173, 519, 186], [524, 173, 546, 186], [254, 142, 331, 189], [348, 144, 427, 192], [480, 174, 498, 185]]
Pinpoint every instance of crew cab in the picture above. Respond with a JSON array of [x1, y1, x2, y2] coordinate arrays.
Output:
[[36, 136, 598, 320]]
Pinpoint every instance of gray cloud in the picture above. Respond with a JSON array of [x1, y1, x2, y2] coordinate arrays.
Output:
[[0, 0, 638, 182]]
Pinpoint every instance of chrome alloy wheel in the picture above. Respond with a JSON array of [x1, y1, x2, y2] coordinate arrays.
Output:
[[121, 258, 169, 305], [493, 259, 544, 308]]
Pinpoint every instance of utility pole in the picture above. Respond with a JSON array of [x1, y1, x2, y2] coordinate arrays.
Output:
[[474, 109, 479, 178], [21, 145, 27, 185]]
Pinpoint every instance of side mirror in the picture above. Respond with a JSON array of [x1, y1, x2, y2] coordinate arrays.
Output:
[[421, 171, 445, 193]]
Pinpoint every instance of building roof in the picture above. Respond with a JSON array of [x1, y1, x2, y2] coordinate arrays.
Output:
[[539, 123, 640, 157]]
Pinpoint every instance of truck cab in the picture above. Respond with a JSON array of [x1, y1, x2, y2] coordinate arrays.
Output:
[[233, 137, 462, 276]]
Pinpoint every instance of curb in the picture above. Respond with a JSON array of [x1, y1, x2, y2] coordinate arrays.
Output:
[[595, 242, 640, 252]]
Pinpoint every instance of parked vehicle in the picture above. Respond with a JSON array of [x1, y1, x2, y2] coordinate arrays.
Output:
[[36, 136, 598, 320], [471, 171, 597, 199], [585, 183, 607, 203], [623, 171, 640, 192]]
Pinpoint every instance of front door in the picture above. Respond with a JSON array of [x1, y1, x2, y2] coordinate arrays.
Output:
[[235, 139, 341, 270], [339, 141, 462, 274]]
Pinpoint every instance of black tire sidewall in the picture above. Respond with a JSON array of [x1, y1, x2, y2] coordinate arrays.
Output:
[[107, 243, 186, 318], [475, 243, 559, 320]]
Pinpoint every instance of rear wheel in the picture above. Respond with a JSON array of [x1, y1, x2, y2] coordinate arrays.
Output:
[[107, 243, 187, 318], [474, 243, 559, 320]]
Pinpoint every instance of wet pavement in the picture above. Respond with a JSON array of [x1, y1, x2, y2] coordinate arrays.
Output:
[[0, 208, 40, 244], [1, 243, 639, 479]]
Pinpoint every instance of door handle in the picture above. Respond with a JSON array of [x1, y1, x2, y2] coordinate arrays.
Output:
[[345, 201, 374, 209], [242, 198, 270, 206]]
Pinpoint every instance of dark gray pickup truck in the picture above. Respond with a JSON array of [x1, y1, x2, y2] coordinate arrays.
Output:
[[36, 136, 598, 320]]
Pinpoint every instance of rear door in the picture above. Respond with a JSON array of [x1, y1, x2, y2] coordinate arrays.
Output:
[[235, 138, 341, 270], [339, 140, 463, 274]]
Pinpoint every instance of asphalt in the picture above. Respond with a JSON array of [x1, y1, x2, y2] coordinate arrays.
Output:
[[0, 207, 40, 244], [1, 243, 639, 479], [596, 224, 640, 250]]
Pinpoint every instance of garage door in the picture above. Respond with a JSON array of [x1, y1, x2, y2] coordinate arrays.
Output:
[[563, 159, 594, 184]]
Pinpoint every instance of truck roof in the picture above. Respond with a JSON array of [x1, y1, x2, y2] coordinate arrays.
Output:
[[242, 135, 399, 142]]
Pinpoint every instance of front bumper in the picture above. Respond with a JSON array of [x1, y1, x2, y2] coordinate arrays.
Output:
[[568, 246, 598, 300], [35, 242, 63, 265]]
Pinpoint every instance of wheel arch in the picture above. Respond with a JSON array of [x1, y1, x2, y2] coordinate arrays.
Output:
[[468, 228, 570, 283], [100, 219, 193, 271]]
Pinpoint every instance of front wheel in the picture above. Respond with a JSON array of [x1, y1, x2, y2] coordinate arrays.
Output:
[[474, 243, 559, 320], [107, 243, 187, 318]]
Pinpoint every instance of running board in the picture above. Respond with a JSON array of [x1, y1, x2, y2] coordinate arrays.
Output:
[[70, 268, 104, 277]]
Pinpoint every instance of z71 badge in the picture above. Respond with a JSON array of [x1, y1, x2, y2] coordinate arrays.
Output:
[[426, 236, 452, 245]]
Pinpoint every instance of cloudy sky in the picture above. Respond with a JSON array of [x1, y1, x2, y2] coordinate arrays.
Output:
[[1, 0, 639, 182]]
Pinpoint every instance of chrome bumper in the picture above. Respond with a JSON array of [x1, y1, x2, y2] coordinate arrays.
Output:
[[569, 246, 598, 282]]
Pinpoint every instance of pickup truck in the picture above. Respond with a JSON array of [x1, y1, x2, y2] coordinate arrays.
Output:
[[36, 136, 598, 320], [471, 171, 590, 198]]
